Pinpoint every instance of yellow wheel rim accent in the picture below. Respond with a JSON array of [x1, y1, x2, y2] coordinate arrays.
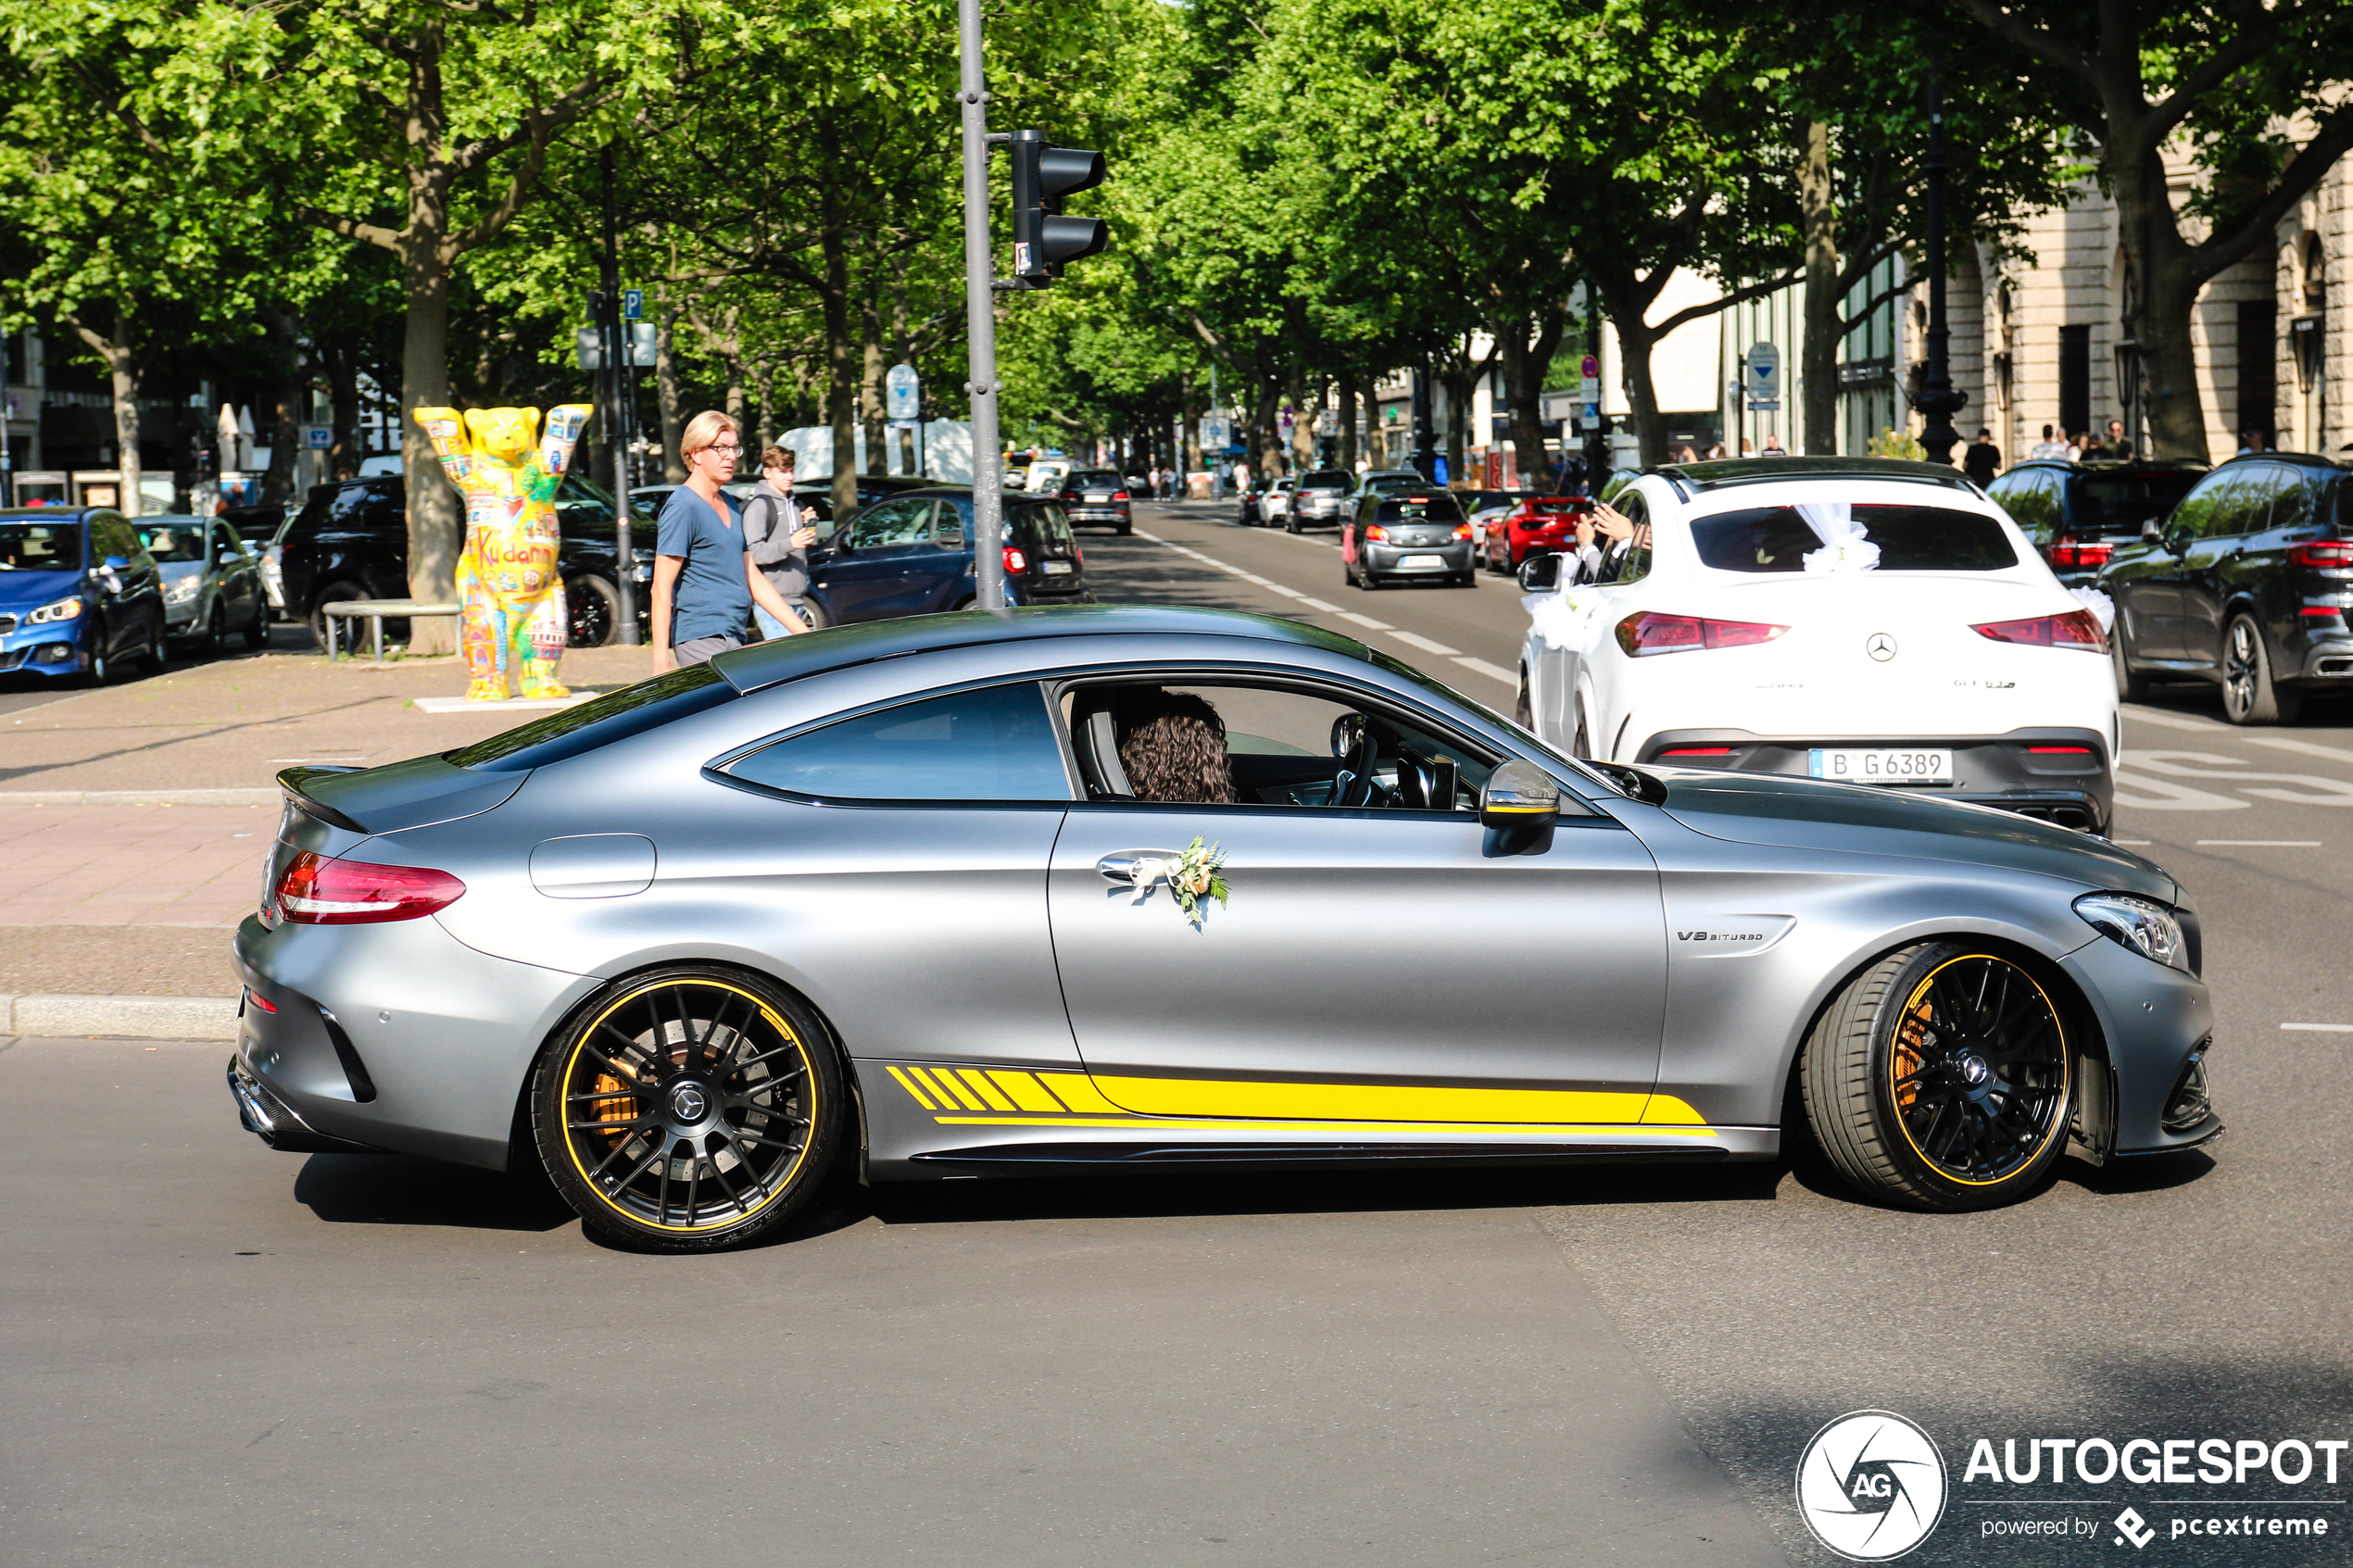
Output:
[[1888, 955, 2069, 1187], [560, 979, 817, 1232]]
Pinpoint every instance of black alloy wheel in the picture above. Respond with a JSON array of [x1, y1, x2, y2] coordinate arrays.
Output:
[[2219, 612, 2301, 725], [1286, 514, 1302, 534], [308, 581, 371, 654], [1802, 943, 2074, 1211], [566, 574, 618, 647], [534, 968, 843, 1252], [205, 602, 227, 654], [144, 617, 169, 673]]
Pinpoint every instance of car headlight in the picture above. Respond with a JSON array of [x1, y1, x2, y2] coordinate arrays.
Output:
[[25, 596, 82, 624], [2072, 892, 2189, 971], [167, 575, 203, 603]]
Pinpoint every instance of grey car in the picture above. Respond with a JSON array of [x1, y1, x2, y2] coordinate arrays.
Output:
[[229, 606, 2220, 1252], [135, 515, 269, 651], [1288, 468, 1357, 531]]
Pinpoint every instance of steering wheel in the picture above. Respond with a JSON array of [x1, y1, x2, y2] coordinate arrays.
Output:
[[1330, 714, 1378, 809]]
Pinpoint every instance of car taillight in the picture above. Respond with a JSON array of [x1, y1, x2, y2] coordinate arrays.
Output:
[[1365, 524, 1390, 543], [1971, 610, 2105, 650], [1615, 612, 1789, 657], [1452, 523, 1473, 541], [2047, 535, 2113, 570], [1657, 746, 1734, 757], [1112, 491, 1129, 502], [272, 850, 466, 924], [1003, 546, 1029, 574], [2287, 541, 2353, 569]]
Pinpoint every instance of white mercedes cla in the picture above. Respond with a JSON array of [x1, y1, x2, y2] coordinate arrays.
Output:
[[1515, 458, 2120, 833]]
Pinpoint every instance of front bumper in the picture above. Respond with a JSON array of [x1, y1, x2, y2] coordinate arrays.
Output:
[[2057, 930, 2220, 1158], [1637, 726, 2115, 833], [1365, 542, 1474, 577], [0, 619, 88, 677], [1065, 506, 1129, 526]]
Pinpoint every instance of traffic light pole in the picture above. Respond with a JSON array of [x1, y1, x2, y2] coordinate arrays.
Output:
[[600, 146, 640, 643], [957, 0, 1007, 612]]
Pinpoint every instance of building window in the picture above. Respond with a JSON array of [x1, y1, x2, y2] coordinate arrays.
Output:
[[2236, 300, 2276, 447], [2058, 324, 2091, 438]]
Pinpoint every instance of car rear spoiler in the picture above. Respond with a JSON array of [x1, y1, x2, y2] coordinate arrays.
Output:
[[276, 766, 367, 833]]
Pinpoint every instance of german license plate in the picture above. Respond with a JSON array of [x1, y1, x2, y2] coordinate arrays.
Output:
[[1398, 553, 1447, 569], [1809, 747, 1952, 784], [1040, 559, 1075, 575]]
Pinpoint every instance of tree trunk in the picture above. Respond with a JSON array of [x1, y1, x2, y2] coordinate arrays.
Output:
[[752, 357, 776, 455], [1440, 357, 1473, 485], [1799, 120, 1842, 456], [398, 225, 459, 651], [724, 354, 748, 445], [822, 220, 857, 519], [68, 306, 145, 517], [2112, 147, 2209, 461], [258, 302, 306, 508], [1287, 366, 1312, 474], [656, 301, 686, 482], [1493, 303, 1567, 486], [860, 291, 888, 476], [1592, 273, 1672, 466], [322, 336, 360, 481]]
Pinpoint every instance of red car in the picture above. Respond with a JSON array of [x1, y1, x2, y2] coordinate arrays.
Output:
[[1480, 495, 1594, 573]]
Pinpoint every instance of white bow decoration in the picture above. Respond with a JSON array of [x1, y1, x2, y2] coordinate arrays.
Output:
[[1126, 855, 1179, 903], [1523, 587, 1611, 655], [2070, 585, 2116, 632], [1795, 501, 1881, 574]]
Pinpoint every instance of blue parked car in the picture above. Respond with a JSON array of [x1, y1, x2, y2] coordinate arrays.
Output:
[[0, 508, 169, 684], [802, 485, 1090, 627]]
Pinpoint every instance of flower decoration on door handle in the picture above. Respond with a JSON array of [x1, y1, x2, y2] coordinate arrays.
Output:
[[1127, 836, 1229, 929]]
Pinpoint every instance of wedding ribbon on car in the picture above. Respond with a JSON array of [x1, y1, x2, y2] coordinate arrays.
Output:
[[1125, 837, 1230, 929], [1523, 585, 1612, 654], [1794, 501, 1881, 574]]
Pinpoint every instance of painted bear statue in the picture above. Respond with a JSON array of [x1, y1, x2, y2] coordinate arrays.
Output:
[[413, 403, 593, 702]]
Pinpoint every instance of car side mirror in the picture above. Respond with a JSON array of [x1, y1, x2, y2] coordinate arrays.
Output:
[[1517, 554, 1563, 592], [1480, 760, 1560, 828], [2141, 517, 2162, 542]]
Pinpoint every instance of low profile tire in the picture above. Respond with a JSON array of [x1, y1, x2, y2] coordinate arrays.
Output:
[[2112, 632, 2149, 702], [1800, 943, 2074, 1212], [1116, 523, 1132, 535], [1286, 517, 1302, 534], [204, 603, 227, 654], [2219, 612, 2301, 724], [534, 967, 845, 1252], [145, 619, 169, 673]]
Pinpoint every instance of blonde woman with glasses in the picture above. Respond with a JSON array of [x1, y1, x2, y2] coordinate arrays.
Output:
[[651, 411, 808, 671]]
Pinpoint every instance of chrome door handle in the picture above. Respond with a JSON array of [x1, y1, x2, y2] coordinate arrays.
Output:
[[1096, 851, 1182, 884]]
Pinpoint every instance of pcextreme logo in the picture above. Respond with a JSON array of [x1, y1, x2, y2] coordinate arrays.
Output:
[[1796, 1410, 1949, 1561]]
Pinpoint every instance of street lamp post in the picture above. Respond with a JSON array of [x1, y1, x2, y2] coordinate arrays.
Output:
[[1913, 48, 1968, 466], [598, 146, 640, 644], [957, 0, 1008, 611], [1409, 362, 1436, 481]]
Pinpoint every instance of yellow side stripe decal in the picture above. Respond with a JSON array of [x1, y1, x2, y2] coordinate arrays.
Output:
[[954, 1069, 1019, 1112], [885, 1065, 937, 1111], [884, 1065, 1705, 1129], [930, 1115, 1719, 1137]]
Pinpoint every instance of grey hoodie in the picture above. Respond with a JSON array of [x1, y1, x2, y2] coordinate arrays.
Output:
[[743, 478, 811, 600]]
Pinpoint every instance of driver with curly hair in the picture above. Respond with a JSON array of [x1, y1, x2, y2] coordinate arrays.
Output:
[[1112, 689, 1236, 805]]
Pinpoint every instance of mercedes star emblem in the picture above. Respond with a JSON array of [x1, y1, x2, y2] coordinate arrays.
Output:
[[669, 1083, 709, 1122], [1866, 633, 1898, 662]]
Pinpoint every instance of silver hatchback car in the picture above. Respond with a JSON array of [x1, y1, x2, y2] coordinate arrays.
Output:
[[231, 606, 2218, 1251]]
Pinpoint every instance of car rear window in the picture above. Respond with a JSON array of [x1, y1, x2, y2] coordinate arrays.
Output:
[[2073, 470, 2202, 535], [1302, 470, 1352, 488], [1067, 470, 1121, 487], [1373, 495, 1466, 523], [1520, 497, 1583, 513], [1690, 505, 2020, 572], [1009, 501, 1076, 555], [444, 663, 739, 771]]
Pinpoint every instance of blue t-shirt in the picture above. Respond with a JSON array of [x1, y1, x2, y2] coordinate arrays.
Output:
[[657, 487, 753, 645]]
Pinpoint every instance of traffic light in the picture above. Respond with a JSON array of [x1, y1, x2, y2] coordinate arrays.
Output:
[[1010, 129, 1106, 286]]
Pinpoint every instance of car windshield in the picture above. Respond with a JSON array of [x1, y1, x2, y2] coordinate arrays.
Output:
[[0, 520, 82, 571], [1374, 495, 1466, 523], [1689, 504, 2020, 572], [1520, 497, 1583, 514], [2075, 470, 2202, 534], [136, 521, 209, 562], [1302, 470, 1351, 489]]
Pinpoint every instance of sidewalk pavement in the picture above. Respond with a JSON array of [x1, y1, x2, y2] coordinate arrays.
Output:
[[0, 641, 661, 1031]]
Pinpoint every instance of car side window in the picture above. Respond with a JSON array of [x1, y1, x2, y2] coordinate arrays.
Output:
[[725, 682, 1073, 803], [2199, 470, 2269, 540], [2166, 473, 2229, 543], [1603, 494, 1652, 584], [2260, 466, 2311, 533], [930, 500, 967, 547], [848, 499, 934, 549]]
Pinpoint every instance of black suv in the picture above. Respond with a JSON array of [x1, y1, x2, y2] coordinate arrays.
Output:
[[276, 474, 655, 649], [2099, 453, 2353, 722], [1983, 459, 2208, 586]]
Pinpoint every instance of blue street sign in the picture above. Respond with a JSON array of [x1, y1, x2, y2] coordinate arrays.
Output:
[[622, 289, 644, 321]]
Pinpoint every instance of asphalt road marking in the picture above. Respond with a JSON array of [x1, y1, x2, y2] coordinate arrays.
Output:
[[2195, 840, 2323, 847], [1126, 527, 1513, 684], [2123, 705, 2230, 732], [2245, 736, 2353, 766], [1388, 630, 1461, 656], [2111, 839, 2152, 845], [2282, 1022, 2353, 1032]]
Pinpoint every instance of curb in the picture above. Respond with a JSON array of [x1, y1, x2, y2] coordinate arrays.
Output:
[[3, 993, 241, 1041], [0, 789, 280, 808]]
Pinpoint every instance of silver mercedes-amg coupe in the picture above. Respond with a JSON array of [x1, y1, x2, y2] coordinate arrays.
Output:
[[229, 606, 2219, 1251]]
